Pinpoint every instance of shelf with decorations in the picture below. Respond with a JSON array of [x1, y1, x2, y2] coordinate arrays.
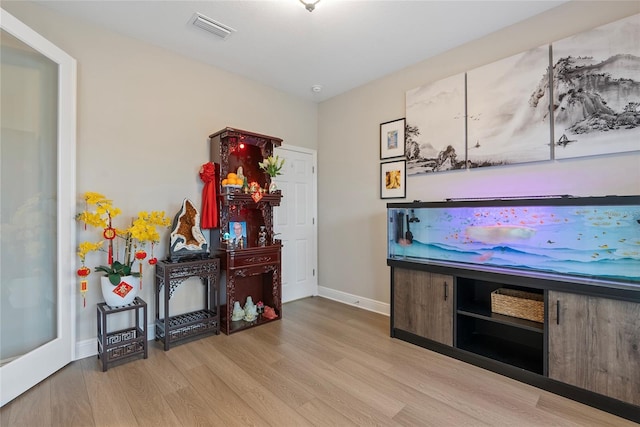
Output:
[[208, 127, 284, 334]]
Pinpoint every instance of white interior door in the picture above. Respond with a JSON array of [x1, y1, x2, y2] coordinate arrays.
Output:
[[0, 9, 76, 406], [273, 146, 317, 303]]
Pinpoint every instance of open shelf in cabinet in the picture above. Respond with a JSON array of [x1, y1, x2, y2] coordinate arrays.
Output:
[[222, 310, 280, 334], [457, 307, 543, 333], [155, 309, 219, 344], [456, 314, 544, 374], [456, 276, 544, 374]]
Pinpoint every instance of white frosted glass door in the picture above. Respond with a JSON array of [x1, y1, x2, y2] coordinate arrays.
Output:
[[1, 28, 58, 365], [0, 9, 76, 406]]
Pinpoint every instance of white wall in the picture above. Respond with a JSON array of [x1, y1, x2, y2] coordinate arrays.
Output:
[[317, 1, 640, 312], [2, 1, 318, 344]]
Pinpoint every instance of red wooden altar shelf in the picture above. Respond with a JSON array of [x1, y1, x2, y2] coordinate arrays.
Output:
[[216, 244, 282, 334]]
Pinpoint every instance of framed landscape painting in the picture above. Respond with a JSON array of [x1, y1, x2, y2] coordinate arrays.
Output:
[[552, 13, 640, 160], [405, 73, 466, 175], [466, 45, 552, 169]]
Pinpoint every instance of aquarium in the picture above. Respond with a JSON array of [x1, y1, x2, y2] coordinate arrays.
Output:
[[388, 196, 640, 285]]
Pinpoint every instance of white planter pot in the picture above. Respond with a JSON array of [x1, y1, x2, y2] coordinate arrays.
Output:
[[100, 275, 139, 307]]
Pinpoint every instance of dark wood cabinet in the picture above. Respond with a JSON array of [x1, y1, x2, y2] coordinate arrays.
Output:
[[209, 127, 283, 334], [389, 260, 640, 423], [548, 290, 640, 406], [393, 268, 453, 346], [216, 245, 281, 334]]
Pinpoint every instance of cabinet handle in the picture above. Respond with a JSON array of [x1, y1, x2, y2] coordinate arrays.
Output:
[[556, 300, 560, 325], [444, 282, 448, 301]]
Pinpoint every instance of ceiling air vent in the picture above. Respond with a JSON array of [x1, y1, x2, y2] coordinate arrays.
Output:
[[192, 13, 236, 40]]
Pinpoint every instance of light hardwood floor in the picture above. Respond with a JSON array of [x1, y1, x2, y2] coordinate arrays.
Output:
[[1, 297, 636, 426]]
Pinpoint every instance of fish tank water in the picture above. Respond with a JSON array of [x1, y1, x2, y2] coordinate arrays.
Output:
[[388, 196, 640, 285]]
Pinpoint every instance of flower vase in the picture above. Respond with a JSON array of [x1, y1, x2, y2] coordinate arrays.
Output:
[[100, 275, 139, 307], [268, 181, 278, 193]]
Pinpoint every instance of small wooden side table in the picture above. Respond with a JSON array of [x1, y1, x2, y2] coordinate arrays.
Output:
[[96, 297, 148, 372], [154, 258, 220, 350]]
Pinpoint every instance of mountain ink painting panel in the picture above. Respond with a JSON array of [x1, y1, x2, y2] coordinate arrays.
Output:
[[552, 13, 640, 160], [466, 45, 552, 169], [405, 73, 465, 175]]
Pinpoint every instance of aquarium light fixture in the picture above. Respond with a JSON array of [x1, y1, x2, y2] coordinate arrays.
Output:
[[446, 195, 572, 202]]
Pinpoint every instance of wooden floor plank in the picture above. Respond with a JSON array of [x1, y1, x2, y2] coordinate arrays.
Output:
[[50, 359, 94, 426], [115, 361, 182, 426], [79, 357, 138, 427], [180, 364, 264, 426], [269, 355, 402, 425], [161, 384, 227, 426], [393, 400, 490, 427], [213, 330, 316, 408], [0, 378, 51, 426], [140, 342, 190, 395], [277, 342, 406, 418], [296, 398, 359, 427], [535, 392, 639, 427], [239, 388, 313, 427]]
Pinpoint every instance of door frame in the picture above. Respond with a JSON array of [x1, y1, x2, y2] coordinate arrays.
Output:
[[274, 145, 318, 301], [1, 8, 77, 406]]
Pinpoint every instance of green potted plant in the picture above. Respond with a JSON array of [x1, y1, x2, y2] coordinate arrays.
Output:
[[76, 192, 171, 307]]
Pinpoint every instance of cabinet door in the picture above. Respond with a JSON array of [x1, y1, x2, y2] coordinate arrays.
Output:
[[393, 268, 453, 346], [548, 291, 640, 406]]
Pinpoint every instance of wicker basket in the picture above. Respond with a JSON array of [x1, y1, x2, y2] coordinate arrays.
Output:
[[491, 288, 544, 323]]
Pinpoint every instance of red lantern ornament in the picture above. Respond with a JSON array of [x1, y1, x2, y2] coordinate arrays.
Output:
[[134, 250, 147, 289], [77, 265, 91, 308], [103, 227, 116, 264], [148, 242, 157, 265], [103, 227, 116, 240]]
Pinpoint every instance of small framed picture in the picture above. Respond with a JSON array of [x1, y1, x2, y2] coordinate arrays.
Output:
[[380, 118, 406, 159], [229, 220, 248, 248], [380, 160, 406, 199]]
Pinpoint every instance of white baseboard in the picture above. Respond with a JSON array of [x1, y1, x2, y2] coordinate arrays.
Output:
[[75, 324, 156, 361], [75, 338, 96, 360], [317, 286, 389, 316]]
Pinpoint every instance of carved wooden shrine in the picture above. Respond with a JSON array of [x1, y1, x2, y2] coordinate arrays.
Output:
[[209, 127, 283, 334]]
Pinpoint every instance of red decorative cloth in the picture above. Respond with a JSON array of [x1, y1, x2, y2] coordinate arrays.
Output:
[[199, 162, 218, 229]]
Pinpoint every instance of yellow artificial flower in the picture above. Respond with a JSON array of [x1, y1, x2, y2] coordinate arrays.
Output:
[[77, 241, 104, 262], [76, 192, 171, 282]]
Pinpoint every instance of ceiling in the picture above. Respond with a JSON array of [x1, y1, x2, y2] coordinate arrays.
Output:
[[35, 0, 568, 102]]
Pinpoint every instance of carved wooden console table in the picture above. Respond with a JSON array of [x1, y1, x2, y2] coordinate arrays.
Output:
[[154, 258, 220, 350]]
